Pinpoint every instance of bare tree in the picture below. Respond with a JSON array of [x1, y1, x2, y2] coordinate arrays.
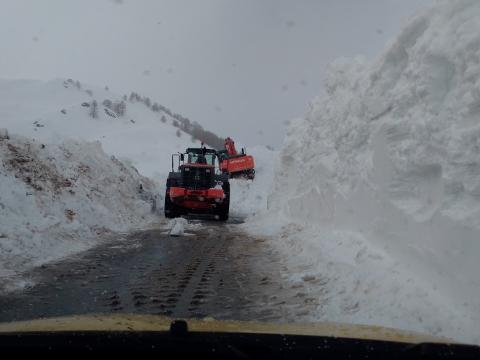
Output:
[[112, 101, 127, 117], [90, 100, 98, 118], [103, 99, 113, 109], [143, 97, 151, 108]]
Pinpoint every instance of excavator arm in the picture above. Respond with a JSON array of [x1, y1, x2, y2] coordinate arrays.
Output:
[[224, 137, 238, 156]]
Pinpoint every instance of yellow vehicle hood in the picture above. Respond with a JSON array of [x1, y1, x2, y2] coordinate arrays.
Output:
[[0, 314, 451, 344]]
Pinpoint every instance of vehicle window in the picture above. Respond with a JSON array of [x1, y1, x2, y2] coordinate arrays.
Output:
[[1, 0, 479, 353]]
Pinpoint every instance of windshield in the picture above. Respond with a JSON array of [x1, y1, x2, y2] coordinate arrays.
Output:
[[187, 152, 216, 166], [1, 0, 480, 352]]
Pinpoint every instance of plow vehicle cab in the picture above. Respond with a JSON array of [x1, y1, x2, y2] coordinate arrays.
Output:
[[218, 137, 255, 179], [165, 147, 230, 221]]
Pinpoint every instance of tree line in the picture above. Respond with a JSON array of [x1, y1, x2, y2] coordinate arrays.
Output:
[[69, 77, 225, 149], [127, 91, 224, 149]]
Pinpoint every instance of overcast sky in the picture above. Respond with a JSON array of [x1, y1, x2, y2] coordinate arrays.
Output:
[[0, 0, 432, 147]]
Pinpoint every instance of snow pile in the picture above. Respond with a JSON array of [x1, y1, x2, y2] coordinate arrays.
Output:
[[0, 132, 157, 284], [0, 78, 199, 179], [169, 218, 188, 237], [250, 0, 480, 344], [229, 146, 278, 218]]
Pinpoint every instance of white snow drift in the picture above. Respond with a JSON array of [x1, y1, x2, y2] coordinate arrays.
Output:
[[0, 132, 157, 286], [248, 0, 480, 344]]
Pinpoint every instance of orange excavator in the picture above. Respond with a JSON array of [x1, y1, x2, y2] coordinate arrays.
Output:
[[218, 137, 255, 180]]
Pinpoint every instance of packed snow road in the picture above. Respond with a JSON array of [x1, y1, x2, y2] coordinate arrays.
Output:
[[0, 218, 321, 323]]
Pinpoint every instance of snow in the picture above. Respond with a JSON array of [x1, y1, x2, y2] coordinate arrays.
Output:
[[229, 146, 278, 218], [245, 0, 480, 344], [0, 132, 158, 289], [169, 218, 188, 237]]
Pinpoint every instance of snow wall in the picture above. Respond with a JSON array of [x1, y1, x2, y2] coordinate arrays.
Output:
[[0, 132, 158, 286], [262, 0, 480, 343]]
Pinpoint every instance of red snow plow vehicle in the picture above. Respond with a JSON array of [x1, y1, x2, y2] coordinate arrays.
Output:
[[164, 147, 230, 221], [218, 137, 255, 179]]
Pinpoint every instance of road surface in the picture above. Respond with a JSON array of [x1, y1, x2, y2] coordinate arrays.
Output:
[[0, 217, 322, 323]]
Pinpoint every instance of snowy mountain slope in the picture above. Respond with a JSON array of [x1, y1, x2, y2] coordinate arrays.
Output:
[[0, 78, 199, 179], [0, 131, 157, 289], [247, 0, 480, 344]]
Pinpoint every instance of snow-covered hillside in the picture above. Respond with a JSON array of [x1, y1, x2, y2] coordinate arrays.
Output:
[[0, 131, 157, 290], [0, 78, 199, 179], [247, 0, 480, 344]]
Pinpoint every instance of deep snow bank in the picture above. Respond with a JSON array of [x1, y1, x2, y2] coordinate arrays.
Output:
[[249, 0, 480, 344], [0, 131, 157, 285]]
